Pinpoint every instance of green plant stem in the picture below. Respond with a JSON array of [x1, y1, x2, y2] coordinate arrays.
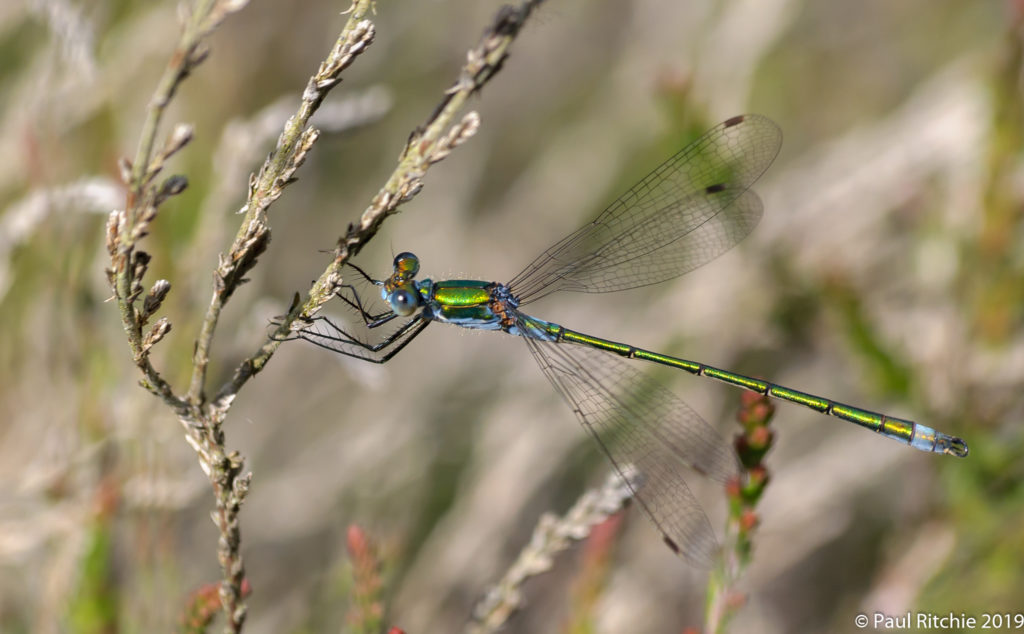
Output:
[[128, 0, 216, 202], [214, 0, 546, 408], [189, 0, 376, 405], [112, 0, 226, 416], [705, 392, 774, 634]]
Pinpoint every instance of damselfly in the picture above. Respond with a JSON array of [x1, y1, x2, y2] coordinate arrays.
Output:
[[288, 114, 968, 565]]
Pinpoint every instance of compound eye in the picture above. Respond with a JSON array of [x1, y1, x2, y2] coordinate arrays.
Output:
[[388, 288, 419, 316], [393, 252, 420, 278]]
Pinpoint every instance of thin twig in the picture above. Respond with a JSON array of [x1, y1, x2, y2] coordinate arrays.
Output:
[[465, 467, 641, 634], [108, 0, 248, 417], [105, 2, 258, 632], [184, 7, 381, 626], [213, 0, 546, 408], [188, 0, 376, 405]]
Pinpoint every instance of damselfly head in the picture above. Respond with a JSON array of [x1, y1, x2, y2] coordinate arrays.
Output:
[[393, 252, 420, 280], [384, 252, 422, 314], [387, 287, 420, 316]]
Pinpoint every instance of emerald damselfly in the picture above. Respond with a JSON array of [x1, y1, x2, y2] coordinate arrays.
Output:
[[287, 114, 968, 565]]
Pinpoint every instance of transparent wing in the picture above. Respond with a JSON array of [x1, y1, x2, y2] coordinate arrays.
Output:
[[523, 333, 739, 566], [508, 115, 781, 303]]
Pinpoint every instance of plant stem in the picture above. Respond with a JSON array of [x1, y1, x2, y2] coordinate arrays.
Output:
[[704, 391, 774, 634], [215, 0, 547, 407], [189, 0, 376, 405]]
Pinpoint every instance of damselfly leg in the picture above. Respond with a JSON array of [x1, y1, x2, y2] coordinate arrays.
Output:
[[334, 284, 398, 328], [294, 313, 429, 363], [287, 277, 429, 362]]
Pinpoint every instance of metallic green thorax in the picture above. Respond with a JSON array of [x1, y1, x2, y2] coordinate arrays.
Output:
[[432, 280, 493, 305], [430, 280, 499, 323]]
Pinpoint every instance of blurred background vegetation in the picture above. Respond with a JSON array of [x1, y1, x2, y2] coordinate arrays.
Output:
[[1, 0, 1022, 632]]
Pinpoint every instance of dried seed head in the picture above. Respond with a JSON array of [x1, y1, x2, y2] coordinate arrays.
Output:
[[234, 471, 251, 498], [127, 251, 151, 304], [349, 20, 374, 55], [141, 317, 171, 355], [142, 279, 172, 321], [117, 158, 133, 185], [220, 0, 250, 14], [129, 202, 158, 242], [106, 209, 122, 254], [163, 123, 194, 160], [293, 128, 320, 168], [155, 175, 189, 205], [457, 110, 481, 140], [429, 111, 480, 165], [132, 251, 151, 279]]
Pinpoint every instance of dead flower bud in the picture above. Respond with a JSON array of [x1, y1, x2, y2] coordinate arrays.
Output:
[[142, 279, 172, 321], [156, 175, 189, 204], [141, 317, 171, 355], [162, 123, 194, 160], [117, 157, 133, 185]]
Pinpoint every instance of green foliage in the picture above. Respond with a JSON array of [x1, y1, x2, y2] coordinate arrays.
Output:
[[67, 519, 119, 634]]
